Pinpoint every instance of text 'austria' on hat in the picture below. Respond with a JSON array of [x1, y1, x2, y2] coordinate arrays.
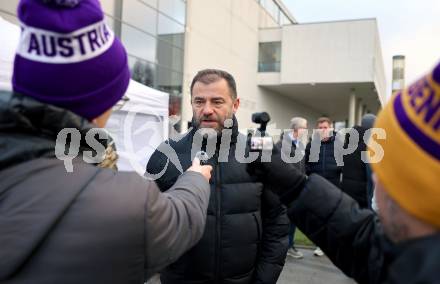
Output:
[[371, 61, 440, 228], [12, 0, 130, 120]]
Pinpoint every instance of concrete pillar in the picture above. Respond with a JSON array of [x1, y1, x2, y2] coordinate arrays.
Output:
[[356, 99, 363, 125], [348, 90, 356, 127], [180, 0, 193, 133], [113, 0, 122, 38]]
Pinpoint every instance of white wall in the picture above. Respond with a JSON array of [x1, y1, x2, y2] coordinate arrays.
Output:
[[259, 87, 321, 132], [281, 19, 383, 85], [182, 0, 320, 131], [372, 21, 387, 105]]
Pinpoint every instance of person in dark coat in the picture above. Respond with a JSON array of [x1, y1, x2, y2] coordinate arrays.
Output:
[[305, 117, 342, 188], [146, 69, 289, 284], [341, 114, 376, 208], [251, 61, 440, 283], [275, 116, 308, 259], [304, 116, 342, 256], [0, 1, 213, 283]]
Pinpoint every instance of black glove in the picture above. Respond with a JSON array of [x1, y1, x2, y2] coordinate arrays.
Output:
[[247, 146, 307, 205]]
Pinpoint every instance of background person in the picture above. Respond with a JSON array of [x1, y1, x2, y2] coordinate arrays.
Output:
[[341, 114, 376, 209], [305, 117, 342, 188], [305, 116, 341, 256], [275, 116, 308, 259]]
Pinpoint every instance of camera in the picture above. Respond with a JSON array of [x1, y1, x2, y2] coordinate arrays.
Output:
[[249, 112, 273, 152]]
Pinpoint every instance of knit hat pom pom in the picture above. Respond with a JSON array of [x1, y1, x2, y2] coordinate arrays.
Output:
[[41, 0, 81, 8]]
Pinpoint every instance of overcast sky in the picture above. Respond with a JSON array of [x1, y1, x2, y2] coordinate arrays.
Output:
[[282, 0, 440, 97]]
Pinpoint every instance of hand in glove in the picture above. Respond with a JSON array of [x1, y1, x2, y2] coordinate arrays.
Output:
[[247, 146, 307, 205]]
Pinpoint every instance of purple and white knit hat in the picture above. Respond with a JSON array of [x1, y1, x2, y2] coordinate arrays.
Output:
[[12, 0, 130, 120]]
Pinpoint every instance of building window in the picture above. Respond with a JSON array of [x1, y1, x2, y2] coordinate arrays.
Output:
[[128, 56, 156, 88], [158, 14, 185, 48], [256, 0, 293, 26], [261, 0, 279, 23], [121, 23, 157, 63], [258, 42, 281, 72], [0, 0, 186, 124], [158, 0, 186, 25], [122, 0, 157, 36]]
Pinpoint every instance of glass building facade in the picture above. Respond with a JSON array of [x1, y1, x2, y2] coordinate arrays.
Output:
[[0, 0, 186, 121], [256, 0, 294, 26], [102, 0, 186, 120]]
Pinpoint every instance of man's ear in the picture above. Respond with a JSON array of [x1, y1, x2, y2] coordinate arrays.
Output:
[[92, 108, 113, 128], [232, 98, 240, 114]]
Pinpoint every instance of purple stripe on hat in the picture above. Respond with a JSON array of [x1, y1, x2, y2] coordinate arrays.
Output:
[[433, 61, 440, 84], [393, 93, 440, 161]]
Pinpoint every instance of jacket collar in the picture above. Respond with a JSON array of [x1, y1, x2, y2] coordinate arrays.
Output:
[[0, 92, 109, 170]]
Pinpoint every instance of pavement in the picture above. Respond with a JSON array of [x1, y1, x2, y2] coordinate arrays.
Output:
[[278, 248, 355, 284], [146, 248, 355, 284]]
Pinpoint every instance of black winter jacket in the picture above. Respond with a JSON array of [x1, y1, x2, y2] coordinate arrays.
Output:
[[287, 174, 440, 284], [275, 134, 306, 175], [146, 120, 289, 284], [341, 126, 369, 208], [0, 92, 211, 284], [305, 135, 342, 187]]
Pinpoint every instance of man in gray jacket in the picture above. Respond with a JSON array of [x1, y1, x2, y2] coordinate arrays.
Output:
[[0, 0, 212, 283]]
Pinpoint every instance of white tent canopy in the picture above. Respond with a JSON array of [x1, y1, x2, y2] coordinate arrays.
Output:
[[106, 80, 169, 174], [0, 16, 20, 91], [0, 16, 169, 175]]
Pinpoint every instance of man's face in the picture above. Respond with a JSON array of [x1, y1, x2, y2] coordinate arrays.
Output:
[[375, 175, 399, 242], [317, 121, 332, 141], [293, 123, 308, 138], [191, 79, 240, 132], [374, 174, 409, 243]]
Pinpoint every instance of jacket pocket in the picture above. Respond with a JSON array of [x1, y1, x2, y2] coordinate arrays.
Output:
[[252, 212, 262, 243]]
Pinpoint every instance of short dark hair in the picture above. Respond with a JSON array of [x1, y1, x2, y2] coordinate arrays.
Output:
[[316, 117, 332, 126], [190, 69, 237, 99]]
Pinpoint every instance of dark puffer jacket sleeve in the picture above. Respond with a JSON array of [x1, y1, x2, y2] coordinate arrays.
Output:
[[253, 189, 290, 284], [287, 174, 386, 284], [145, 142, 180, 191]]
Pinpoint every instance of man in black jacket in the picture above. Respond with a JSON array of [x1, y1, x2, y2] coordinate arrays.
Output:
[[304, 116, 342, 256], [305, 117, 342, 188], [251, 61, 440, 283], [341, 114, 376, 209], [146, 69, 289, 284]]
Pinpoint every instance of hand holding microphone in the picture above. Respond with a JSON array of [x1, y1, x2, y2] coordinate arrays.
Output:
[[187, 157, 212, 182]]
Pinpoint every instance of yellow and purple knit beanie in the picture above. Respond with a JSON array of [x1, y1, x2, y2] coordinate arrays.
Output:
[[371, 61, 440, 228]]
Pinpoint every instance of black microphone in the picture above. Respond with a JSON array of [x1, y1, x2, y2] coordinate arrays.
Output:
[[196, 134, 209, 165]]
